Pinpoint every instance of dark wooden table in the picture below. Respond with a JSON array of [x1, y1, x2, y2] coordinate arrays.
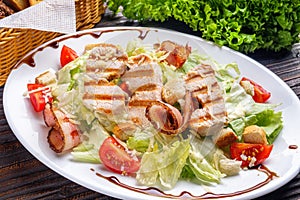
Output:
[[1, 10, 300, 200]]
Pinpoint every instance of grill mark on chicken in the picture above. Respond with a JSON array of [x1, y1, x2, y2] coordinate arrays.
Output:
[[128, 54, 152, 65], [84, 79, 112, 86], [189, 109, 213, 124], [185, 71, 215, 82], [129, 100, 159, 107], [86, 67, 121, 73], [95, 107, 113, 114], [134, 83, 158, 92], [83, 93, 125, 101]]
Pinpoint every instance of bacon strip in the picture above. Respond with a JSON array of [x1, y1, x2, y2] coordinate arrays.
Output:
[[145, 101, 183, 135], [43, 103, 81, 153], [158, 40, 191, 68]]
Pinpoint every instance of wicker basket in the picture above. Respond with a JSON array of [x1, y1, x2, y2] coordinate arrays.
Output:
[[0, 0, 105, 86]]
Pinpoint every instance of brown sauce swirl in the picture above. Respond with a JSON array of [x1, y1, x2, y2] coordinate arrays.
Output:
[[91, 164, 278, 199]]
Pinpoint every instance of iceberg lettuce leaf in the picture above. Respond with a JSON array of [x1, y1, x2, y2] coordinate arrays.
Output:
[[185, 137, 225, 184], [136, 139, 190, 189]]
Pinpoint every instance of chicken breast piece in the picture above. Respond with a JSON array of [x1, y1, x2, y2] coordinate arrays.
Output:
[[185, 64, 227, 136], [83, 79, 127, 117], [85, 43, 128, 81], [121, 62, 163, 93], [122, 62, 163, 129]]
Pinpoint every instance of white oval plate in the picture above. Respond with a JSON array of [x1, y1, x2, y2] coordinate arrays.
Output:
[[3, 27, 300, 200]]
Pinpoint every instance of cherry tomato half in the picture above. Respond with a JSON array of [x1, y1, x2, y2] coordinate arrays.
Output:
[[60, 45, 78, 67], [230, 142, 273, 168], [240, 77, 271, 103], [27, 83, 51, 112], [99, 137, 140, 175]]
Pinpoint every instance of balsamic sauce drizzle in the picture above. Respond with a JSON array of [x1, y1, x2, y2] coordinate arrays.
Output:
[[91, 164, 278, 199], [288, 145, 298, 149]]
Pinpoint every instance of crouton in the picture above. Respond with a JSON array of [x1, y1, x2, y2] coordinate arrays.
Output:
[[240, 80, 254, 96], [35, 70, 57, 86], [242, 125, 268, 144], [213, 127, 238, 147]]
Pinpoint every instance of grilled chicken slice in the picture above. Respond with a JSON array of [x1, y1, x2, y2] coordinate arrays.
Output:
[[185, 64, 227, 136], [122, 62, 163, 93], [82, 79, 127, 118], [158, 40, 191, 68], [44, 103, 81, 153], [85, 43, 128, 81]]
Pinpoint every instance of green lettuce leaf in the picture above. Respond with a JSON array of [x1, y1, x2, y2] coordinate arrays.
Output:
[[127, 136, 150, 153]]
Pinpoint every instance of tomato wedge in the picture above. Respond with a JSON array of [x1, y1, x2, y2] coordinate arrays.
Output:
[[240, 77, 271, 103], [99, 137, 140, 175], [60, 45, 78, 67], [27, 83, 52, 112], [230, 142, 273, 168]]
